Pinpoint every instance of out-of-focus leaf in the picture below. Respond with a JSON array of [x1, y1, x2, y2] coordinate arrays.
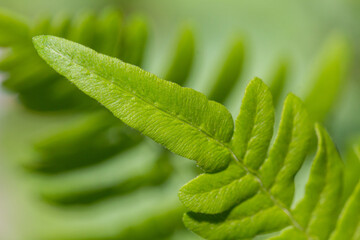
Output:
[[269, 59, 289, 106], [164, 26, 195, 86], [121, 16, 148, 66], [207, 37, 245, 103], [41, 151, 173, 205], [0, 8, 30, 46], [304, 34, 349, 121], [26, 111, 142, 173]]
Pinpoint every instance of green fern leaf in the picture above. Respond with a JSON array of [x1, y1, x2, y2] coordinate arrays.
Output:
[[33, 35, 234, 173], [181, 88, 312, 240]]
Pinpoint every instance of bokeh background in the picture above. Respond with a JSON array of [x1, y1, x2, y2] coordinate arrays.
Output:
[[0, 0, 359, 239]]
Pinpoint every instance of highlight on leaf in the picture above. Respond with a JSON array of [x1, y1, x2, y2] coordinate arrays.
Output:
[[32, 35, 359, 240]]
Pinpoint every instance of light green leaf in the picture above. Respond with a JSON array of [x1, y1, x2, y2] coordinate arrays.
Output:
[[273, 124, 344, 240], [164, 26, 195, 86], [342, 141, 360, 204], [33, 35, 234, 173], [179, 162, 259, 214], [260, 94, 313, 206], [184, 199, 290, 240], [269, 59, 289, 106], [329, 181, 360, 240], [95, 8, 123, 56], [207, 37, 245, 103], [293, 124, 342, 239], [329, 143, 360, 240], [183, 91, 312, 239], [231, 77, 274, 171], [304, 34, 349, 121], [121, 16, 148, 66]]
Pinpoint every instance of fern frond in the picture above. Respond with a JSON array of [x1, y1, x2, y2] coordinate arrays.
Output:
[[33, 35, 359, 240]]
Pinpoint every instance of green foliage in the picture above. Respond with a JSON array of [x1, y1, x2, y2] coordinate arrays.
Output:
[[26, 111, 143, 173], [207, 37, 244, 103], [33, 35, 359, 240], [304, 34, 349, 121], [0, 8, 29, 46], [0, 8, 148, 111], [164, 26, 195, 86], [121, 16, 148, 66], [329, 143, 360, 240], [41, 151, 173, 205], [269, 60, 289, 106]]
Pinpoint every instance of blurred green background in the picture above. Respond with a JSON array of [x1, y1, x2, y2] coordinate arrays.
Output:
[[0, 0, 359, 239]]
